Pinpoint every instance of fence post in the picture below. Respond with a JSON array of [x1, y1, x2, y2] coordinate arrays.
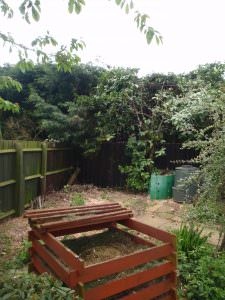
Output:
[[41, 142, 47, 201], [15, 143, 25, 216]]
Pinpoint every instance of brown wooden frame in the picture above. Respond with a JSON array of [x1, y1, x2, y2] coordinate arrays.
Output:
[[26, 205, 177, 299], [28, 222, 177, 299]]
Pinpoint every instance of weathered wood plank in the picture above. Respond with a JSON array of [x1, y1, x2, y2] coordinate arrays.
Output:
[[80, 243, 173, 283], [85, 262, 174, 300]]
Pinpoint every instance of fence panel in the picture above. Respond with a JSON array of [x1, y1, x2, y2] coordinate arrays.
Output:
[[0, 140, 73, 219], [77, 142, 196, 188]]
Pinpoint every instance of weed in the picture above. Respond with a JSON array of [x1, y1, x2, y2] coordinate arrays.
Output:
[[70, 193, 85, 206], [63, 184, 71, 193], [15, 239, 31, 267], [100, 191, 109, 201]]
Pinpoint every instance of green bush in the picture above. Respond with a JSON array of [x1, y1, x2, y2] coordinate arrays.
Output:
[[0, 273, 75, 300], [179, 251, 225, 300], [176, 224, 225, 300]]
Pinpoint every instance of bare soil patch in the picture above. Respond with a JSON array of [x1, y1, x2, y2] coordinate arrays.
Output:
[[0, 183, 220, 269]]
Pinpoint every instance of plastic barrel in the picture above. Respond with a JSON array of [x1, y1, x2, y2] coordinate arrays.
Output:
[[150, 174, 175, 200], [173, 165, 198, 203]]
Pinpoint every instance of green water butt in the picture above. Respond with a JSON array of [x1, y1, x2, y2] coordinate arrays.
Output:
[[149, 173, 175, 200]]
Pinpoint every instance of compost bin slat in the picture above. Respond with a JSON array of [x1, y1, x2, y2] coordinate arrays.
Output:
[[51, 222, 115, 236], [119, 278, 174, 300], [30, 207, 128, 223], [80, 243, 172, 283], [120, 219, 176, 245], [113, 226, 155, 247], [30, 235, 70, 285], [32, 253, 50, 274], [39, 210, 133, 231], [32, 229, 84, 270], [85, 261, 174, 300], [25, 202, 120, 216], [25, 204, 121, 218]]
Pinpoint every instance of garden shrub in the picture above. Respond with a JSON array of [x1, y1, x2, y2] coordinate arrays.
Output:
[[174, 224, 209, 258], [175, 225, 225, 300], [179, 253, 225, 300], [0, 273, 75, 300]]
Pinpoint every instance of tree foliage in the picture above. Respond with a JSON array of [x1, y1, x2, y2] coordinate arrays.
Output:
[[0, 63, 179, 190], [0, 0, 161, 70], [157, 63, 225, 248]]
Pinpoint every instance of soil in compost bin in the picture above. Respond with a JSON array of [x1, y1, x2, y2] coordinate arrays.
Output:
[[62, 228, 149, 265]]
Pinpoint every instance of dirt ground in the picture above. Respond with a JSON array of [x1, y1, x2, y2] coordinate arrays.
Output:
[[0, 184, 220, 265]]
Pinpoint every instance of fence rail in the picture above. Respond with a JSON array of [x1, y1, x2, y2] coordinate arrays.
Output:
[[0, 140, 73, 219]]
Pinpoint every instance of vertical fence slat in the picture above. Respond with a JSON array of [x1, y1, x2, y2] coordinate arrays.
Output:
[[15, 143, 25, 216], [41, 143, 47, 201]]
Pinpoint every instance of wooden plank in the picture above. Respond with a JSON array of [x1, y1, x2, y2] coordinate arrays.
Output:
[[0, 179, 16, 188], [32, 229, 84, 270], [51, 222, 116, 236], [39, 211, 133, 231], [15, 143, 25, 216], [31, 207, 128, 223], [46, 167, 73, 176], [28, 205, 123, 219], [80, 243, 173, 283], [30, 235, 70, 284], [0, 149, 16, 154], [120, 219, 176, 245], [31, 253, 49, 274], [85, 262, 174, 300], [112, 226, 155, 247], [24, 174, 41, 181], [34, 214, 133, 234], [48, 148, 72, 151], [23, 148, 42, 152], [25, 202, 120, 216], [41, 143, 47, 201], [119, 278, 174, 300]]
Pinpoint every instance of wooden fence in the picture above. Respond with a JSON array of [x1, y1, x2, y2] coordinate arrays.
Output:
[[77, 142, 197, 188], [0, 140, 73, 219]]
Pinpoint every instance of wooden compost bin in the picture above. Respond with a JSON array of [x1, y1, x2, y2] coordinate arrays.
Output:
[[25, 203, 177, 300]]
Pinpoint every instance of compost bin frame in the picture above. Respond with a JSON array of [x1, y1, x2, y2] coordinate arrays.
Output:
[[26, 204, 177, 300]]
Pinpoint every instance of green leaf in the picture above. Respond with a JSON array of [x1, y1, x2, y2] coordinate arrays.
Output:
[[68, 0, 74, 13], [32, 6, 40, 21], [146, 28, 154, 44], [75, 2, 81, 14]]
